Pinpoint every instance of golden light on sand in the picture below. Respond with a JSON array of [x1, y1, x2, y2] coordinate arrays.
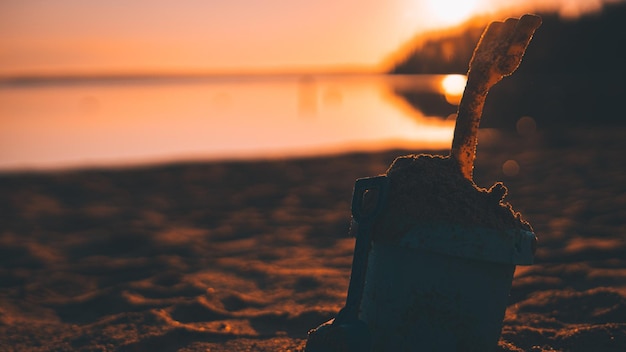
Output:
[[425, 0, 480, 26], [441, 74, 467, 105]]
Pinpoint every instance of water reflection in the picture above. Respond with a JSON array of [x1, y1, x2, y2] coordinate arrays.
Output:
[[388, 75, 460, 119], [0, 74, 458, 171], [297, 75, 318, 116]]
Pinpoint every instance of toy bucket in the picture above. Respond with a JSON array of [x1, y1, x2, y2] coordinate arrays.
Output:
[[359, 223, 536, 352]]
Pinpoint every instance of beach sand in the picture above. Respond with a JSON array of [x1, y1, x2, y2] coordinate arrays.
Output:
[[1, 127, 625, 351]]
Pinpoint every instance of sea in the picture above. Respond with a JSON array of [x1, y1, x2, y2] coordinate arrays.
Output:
[[0, 74, 463, 171]]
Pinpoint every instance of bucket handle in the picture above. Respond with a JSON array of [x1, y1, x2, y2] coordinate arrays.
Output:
[[351, 175, 390, 225], [337, 175, 390, 324]]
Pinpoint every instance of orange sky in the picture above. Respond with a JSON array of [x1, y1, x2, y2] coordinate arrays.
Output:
[[0, 0, 614, 76]]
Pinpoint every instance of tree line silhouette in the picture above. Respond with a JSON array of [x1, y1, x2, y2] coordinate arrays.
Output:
[[388, 2, 626, 130]]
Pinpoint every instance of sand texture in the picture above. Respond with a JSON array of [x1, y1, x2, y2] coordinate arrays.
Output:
[[1, 127, 625, 351]]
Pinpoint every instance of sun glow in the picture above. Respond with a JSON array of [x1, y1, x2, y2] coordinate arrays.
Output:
[[425, 0, 480, 26], [441, 74, 467, 105]]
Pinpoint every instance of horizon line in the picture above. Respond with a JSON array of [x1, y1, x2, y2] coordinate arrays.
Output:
[[0, 64, 394, 86]]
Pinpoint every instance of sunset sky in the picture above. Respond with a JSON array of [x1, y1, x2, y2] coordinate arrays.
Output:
[[0, 0, 617, 76]]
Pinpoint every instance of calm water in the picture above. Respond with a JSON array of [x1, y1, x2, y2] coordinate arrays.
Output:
[[0, 74, 461, 171]]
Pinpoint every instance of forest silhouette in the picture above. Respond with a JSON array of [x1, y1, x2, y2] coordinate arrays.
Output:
[[388, 2, 626, 130]]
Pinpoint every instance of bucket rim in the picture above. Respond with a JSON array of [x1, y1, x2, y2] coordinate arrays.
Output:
[[391, 223, 536, 265]]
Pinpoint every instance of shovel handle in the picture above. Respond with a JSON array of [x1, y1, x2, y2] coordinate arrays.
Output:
[[451, 14, 541, 180]]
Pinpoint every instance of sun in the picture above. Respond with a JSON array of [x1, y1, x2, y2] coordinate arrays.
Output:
[[425, 0, 480, 26], [441, 74, 467, 104]]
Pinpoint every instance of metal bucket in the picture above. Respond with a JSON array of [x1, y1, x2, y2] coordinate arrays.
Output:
[[359, 223, 536, 352]]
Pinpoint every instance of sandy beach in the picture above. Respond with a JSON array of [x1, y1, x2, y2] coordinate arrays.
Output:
[[1, 126, 625, 351]]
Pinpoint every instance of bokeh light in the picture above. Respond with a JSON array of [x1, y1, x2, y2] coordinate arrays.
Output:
[[502, 159, 520, 176], [516, 116, 537, 137]]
